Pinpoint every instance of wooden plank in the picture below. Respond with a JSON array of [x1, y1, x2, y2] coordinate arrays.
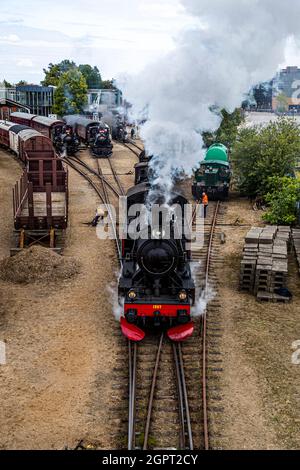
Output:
[[52, 160, 57, 188], [12, 187, 16, 216], [39, 159, 44, 187], [15, 181, 19, 212], [20, 192, 65, 217], [46, 183, 52, 226], [28, 182, 34, 225]]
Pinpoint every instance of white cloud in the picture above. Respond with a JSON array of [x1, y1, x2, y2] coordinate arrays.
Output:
[[16, 58, 33, 67], [0, 0, 300, 85], [0, 33, 20, 42]]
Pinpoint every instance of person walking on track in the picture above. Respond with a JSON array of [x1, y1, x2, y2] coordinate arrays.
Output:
[[202, 191, 209, 218]]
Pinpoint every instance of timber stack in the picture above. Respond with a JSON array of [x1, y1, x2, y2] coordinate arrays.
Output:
[[240, 226, 291, 302]]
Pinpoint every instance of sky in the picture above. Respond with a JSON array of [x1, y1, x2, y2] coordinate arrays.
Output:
[[1, 0, 300, 85], [0, 0, 199, 84]]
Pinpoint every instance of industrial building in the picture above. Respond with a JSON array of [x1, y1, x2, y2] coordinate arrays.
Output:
[[16, 85, 54, 116], [272, 66, 300, 111], [0, 84, 54, 119]]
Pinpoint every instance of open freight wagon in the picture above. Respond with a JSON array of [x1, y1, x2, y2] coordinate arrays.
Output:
[[12, 138, 68, 255]]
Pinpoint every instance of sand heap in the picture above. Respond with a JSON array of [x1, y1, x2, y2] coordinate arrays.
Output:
[[0, 246, 81, 284]]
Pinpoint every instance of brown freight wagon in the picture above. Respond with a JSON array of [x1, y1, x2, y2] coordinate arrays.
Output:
[[10, 112, 65, 143], [12, 138, 68, 255]]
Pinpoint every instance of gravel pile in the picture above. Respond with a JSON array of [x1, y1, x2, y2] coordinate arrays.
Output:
[[0, 246, 81, 284]]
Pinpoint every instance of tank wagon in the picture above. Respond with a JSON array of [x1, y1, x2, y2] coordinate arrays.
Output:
[[192, 143, 231, 200]]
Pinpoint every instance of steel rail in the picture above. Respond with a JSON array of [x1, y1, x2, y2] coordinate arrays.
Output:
[[107, 158, 126, 196], [68, 154, 121, 198], [126, 139, 143, 152], [95, 158, 122, 262], [172, 343, 194, 449], [62, 155, 122, 262], [118, 141, 140, 159], [128, 341, 137, 450], [202, 200, 220, 450], [142, 333, 164, 450]]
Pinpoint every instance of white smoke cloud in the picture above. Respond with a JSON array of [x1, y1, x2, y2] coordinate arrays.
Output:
[[119, 0, 300, 199], [191, 283, 216, 318], [107, 270, 123, 321]]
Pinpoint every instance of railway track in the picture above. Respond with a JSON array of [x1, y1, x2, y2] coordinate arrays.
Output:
[[192, 200, 226, 449], [127, 139, 143, 152], [61, 152, 125, 259], [125, 200, 225, 450], [63, 148, 225, 450], [127, 334, 193, 450], [115, 139, 143, 159]]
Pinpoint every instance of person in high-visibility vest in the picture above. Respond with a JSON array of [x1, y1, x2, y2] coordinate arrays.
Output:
[[202, 192, 209, 218]]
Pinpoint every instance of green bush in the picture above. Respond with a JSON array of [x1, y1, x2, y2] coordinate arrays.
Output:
[[263, 176, 300, 225], [231, 118, 300, 198]]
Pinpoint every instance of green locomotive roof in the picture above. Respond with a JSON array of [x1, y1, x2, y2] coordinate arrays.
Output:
[[204, 143, 228, 163]]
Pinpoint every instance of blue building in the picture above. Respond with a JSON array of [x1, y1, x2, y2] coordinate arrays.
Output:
[[16, 85, 54, 116]]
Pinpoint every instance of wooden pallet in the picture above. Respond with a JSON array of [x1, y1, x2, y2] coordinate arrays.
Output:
[[256, 291, 291, 303]]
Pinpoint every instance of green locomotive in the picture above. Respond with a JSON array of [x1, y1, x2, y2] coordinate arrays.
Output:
[[192, 143, 231, 200]]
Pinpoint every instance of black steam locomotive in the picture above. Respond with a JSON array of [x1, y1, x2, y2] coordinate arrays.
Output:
[[112, 115, 127, 142], [134, 151, 155, 184], [58, 124, 80, 156], [134, 161, 150, 185], [119, 182, 195, 342], [63, 116, 113, 157], [92, 123, 113, 157]]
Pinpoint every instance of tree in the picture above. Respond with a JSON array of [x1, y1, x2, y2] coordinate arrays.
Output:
[[15, 80, 28, 87], [263, 176, 300, 225], [231, 118, 300, 198], [203, 108, 244, 150], [275, 92, 289, 113], [42, 60, 76, 86], [78, 64, 101, 89], [101, 79, 115, 90], [52, 69, 88, 116], [2, 79, 12, 88]]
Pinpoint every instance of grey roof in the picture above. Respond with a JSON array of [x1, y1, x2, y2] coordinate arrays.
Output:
[[10, 124, 31, 134], [0, 120, 15, 130], [67, 116, 100, 127], [18, 129, 41, 140], [33, 116, 64, 126], [10, 112, 36, 120], [16, 85, 54, 93]]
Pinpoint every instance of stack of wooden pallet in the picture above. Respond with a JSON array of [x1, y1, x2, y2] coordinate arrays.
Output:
[[292, 228, 300, 274], [240, 226, 291, 302], [239, 228, 262, 292]]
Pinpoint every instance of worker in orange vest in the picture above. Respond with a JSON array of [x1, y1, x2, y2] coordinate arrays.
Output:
[[202, 192, 209, 218]]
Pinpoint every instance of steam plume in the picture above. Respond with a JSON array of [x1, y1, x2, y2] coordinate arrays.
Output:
[[119, 0, 300, 200]]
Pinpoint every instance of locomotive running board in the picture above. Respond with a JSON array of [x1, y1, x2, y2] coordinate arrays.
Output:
[[167, 323, 195, 342], [120, 317, 145, 342]]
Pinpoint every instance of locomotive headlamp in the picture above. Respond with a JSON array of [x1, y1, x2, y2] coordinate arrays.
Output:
[[178, 290, 187, 301], [128, 290, 137, 299], [152, 228, 166, 239]]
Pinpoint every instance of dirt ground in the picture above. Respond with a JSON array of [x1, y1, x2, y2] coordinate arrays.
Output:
[[0, 144, 135, 450], [218, 197, 300, 449], [1, 144, 300, 449]]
